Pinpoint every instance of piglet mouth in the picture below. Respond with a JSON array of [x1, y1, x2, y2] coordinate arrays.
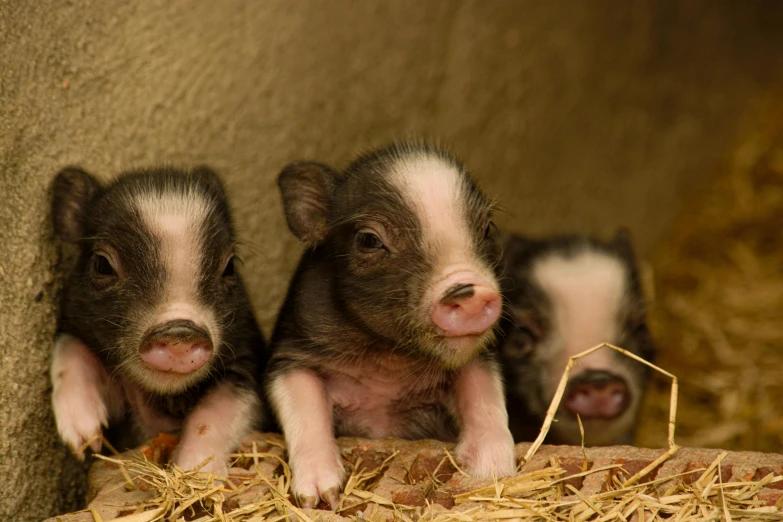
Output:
[[139, 320, 213, 374]]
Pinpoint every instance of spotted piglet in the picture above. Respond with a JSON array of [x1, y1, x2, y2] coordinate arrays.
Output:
[[50, 166, 268, 474], [498, 231, 656, 446], [267, 142, 516, 508]]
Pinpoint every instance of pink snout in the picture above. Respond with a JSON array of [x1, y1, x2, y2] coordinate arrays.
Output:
[[139, 320, 213, 374], [563, 370, 630, 420], [431, 273, 502, 337]]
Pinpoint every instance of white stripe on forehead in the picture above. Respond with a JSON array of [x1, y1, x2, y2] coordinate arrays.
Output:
[[387, 154, 477, 268], [134, 189, 212, 304], [532, 249, 628, 359]]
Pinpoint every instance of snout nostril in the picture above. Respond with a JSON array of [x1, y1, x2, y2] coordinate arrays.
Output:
[[140, 320, 213, 353], [568, 370, 626, 389], [440, 283, 475, 305], [564, 370, 630, 420]]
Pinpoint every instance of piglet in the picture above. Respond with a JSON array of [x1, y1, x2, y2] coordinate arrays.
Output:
[[50, 166, 267, 474], [498, 231, 656, 446], [267, 142, 516, 508]]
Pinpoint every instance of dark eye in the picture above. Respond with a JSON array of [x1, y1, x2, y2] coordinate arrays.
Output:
[[631, 318, 649, 337], [507, 325, 536, 358], [484, 220, 497, 239], [92, 254, 116, 276], [357, 232, 384, 250], [222, 256, 237, 278]]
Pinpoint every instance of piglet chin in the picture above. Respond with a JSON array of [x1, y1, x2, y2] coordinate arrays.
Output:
[[140, 342, 212, 374]]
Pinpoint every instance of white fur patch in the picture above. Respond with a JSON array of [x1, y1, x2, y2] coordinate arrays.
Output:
[[532, 249, 628, 366], [388, 154, 495, 284], [135, 191, 210, 310], [131, 188, 222, 388]]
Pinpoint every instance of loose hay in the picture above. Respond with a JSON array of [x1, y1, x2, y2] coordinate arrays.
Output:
[[637, 97, 783, 452], [51, 344, 783, 521], [520, 343, 680, 475], [79, 443, 783, 521]]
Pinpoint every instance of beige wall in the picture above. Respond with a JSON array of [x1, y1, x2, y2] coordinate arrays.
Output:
[[1, 1, 781, 518]]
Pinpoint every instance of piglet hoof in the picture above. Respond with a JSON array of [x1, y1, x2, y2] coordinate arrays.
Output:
[[291, 457, 345, 510], [296, 494, 319, 510], [172, 448, 229, 477], [53, 385, 107, 460], [295, 485, 341, 510], [321, 486, 342, 510], [456, 428, 517, 479]]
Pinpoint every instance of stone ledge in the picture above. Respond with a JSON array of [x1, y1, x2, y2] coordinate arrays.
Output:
[[46, 431, 783, 521]]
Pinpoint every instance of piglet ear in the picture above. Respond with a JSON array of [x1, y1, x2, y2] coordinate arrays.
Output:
[[277, 161, 340, 245], [500, 232, 539, 263], [610, 227, 637, 264], [611, 227, 649, 299], [191, 165, 229, 203], [51, 167, 102, 243]]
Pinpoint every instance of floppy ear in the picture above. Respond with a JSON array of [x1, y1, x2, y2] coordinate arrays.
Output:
[[51, 167, 102, 243], [610, 227, 653, 305], [500, 232, 540, 264], [277, 161, 340, 245], [191, 165, 229, 204], [610, 227, 638, 265]]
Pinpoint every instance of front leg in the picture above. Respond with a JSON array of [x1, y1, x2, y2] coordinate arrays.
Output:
[[50, 333, 124, 459], [269, 368, 345, 509], [454, 358, 517, 478], [171, 383, 260, 475]]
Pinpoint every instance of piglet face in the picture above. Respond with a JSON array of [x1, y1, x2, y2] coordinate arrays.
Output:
[[52, 167, 245, 394], [278, 143, 503, 369], [499, 232, 656, 445]]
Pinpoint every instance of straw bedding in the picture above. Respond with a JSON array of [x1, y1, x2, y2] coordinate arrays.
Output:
[[637, 98, 783, 453]]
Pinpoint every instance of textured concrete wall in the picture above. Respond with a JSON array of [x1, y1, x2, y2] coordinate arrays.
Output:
[[1, 1, 781, 519]]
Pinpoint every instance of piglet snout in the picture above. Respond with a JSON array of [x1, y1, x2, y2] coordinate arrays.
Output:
[[563, 370, 630, 420], [432, 274, 501, 337], [140, 320, 213, 374]]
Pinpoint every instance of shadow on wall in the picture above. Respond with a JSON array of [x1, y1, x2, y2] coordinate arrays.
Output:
[[1, 0, 782, 519]]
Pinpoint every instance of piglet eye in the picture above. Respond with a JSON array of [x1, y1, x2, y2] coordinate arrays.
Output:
[[222, 256, 237, 278], [92, 254, 116, 277], [357, 232, 384, 250], [484, 220, 497, 239], [508, 325, 536, 358]]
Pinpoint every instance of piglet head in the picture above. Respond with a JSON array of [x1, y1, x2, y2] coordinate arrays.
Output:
[[52, 166, 248, 394], [278, 143, 503, 369], [498, 231, 657, 445]]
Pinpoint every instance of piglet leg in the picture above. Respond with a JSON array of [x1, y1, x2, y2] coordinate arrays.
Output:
[[171, 383, 259, 475], [454, 359, 517, 478], [269, 369, 344, 509], [50, 334, 123, 459]]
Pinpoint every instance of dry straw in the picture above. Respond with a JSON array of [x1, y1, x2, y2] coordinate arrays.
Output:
[[56, 343, 783, 522], [637, 102, 783, 452]]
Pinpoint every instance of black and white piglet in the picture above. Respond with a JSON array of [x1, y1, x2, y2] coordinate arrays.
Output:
[[50, 166, 267, 474], [498, 232, 656, 446], [267, 142, 516, 508]]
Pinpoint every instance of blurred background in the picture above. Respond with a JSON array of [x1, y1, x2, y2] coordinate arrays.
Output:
[[1, 1, 782, 519]]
